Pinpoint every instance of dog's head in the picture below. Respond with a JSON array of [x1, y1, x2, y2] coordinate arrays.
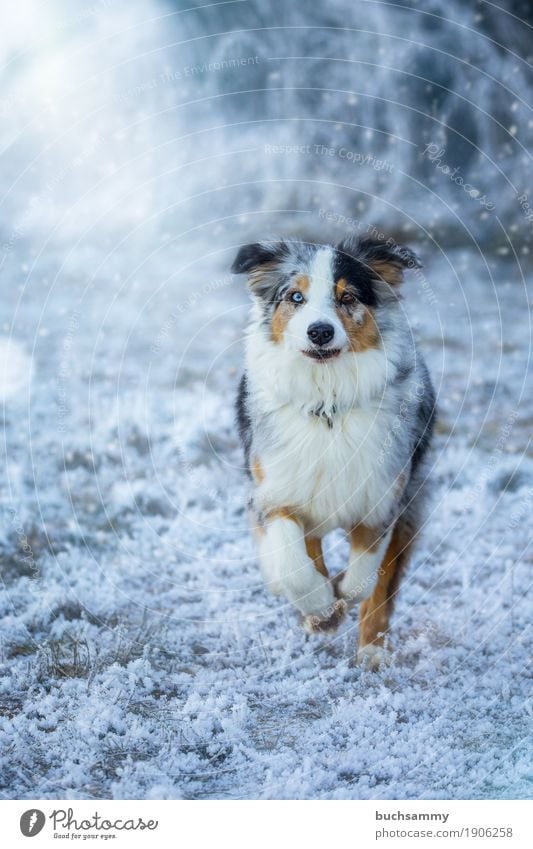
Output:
[[231, 236, 420, 361]]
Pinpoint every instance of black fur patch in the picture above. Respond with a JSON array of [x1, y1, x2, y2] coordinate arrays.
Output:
[[410, 361, 437, 475], [356, 237, 421, 271], [335, 237, 421, 302], [235, 372, 253, 474], [231, 241, 290, 275], [332, 246, 379, 307]]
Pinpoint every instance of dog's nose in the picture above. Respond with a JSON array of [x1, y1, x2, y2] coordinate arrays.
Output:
[[307, 322, 335, 347]]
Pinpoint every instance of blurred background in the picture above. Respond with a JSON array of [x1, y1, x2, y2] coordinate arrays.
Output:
[[0, 0, 531, 800], [2, 0, 533, 252]]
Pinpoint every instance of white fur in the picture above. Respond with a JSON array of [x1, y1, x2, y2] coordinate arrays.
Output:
[[258, 515, 335, 615], [284, 246, 349, 353], [242, 258, 418, 619], [238, 239, 433, 632], [247, 300, 400, 418], [338, 528, 392, 601], [357, 643, 392, 669], [246, 319, 403, 535]]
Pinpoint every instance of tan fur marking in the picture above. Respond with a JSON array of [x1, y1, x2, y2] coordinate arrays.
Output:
[[271, 276, 309, 343], [266, 507, 300, 524], [305, 536, 329, 578], [334, 277, 348, 300], [357, 523, 406, 650], [338, 305, 380, 352], [349, 524, 383, 553], [248, 260, 277, 292], [368, 260, 403, 286], [294, 274, 309, 294], [251, 458, 264, 483], [271, 301, 292, 343]]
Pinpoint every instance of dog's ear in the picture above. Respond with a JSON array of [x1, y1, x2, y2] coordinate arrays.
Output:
[[231, 240, 289, 298], [342, 237, 421, 286], [231, 241, 288, 274]]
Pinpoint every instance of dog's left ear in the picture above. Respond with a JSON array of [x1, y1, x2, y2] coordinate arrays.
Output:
[[344, 237, 421, 286]]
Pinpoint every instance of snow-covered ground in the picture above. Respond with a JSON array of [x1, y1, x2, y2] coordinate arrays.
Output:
[[0, 1, 532, 799]]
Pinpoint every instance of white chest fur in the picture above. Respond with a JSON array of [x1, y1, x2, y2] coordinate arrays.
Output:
[[246, 313, 407, 534], [255, 401, 398, 533]]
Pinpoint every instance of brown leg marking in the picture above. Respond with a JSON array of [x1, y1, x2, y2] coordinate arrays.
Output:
[[352, 523, 381, 550], [333, 523, 384, 603], [266, 506, 300, 524], [357, 522, 411, 663], [302, 536, 348, 633], [305, 536, 329, 578]]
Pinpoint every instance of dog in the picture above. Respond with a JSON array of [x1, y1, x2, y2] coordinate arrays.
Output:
[[232, 234, 436, 668]]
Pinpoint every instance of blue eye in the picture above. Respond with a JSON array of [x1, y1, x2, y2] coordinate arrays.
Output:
[[290, 291, 304, 304]]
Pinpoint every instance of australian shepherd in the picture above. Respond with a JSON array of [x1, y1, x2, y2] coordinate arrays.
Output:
[[232, 234, 436, 668]]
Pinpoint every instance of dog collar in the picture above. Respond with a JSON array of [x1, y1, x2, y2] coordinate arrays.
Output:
[[311, 401, 337, 428]]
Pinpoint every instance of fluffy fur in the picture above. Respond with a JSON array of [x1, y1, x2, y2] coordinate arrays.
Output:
[[233, 234, 436, 667]]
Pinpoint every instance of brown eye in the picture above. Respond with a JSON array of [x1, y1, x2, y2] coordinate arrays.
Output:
[[340, 291, 355, 305]]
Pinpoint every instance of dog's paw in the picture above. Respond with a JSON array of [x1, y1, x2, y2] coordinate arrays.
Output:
[[287, 567, 335, 616], [332, 569, 345, 594], [302, 598, 348, 634], [332, 570, 356, 604], [356, 643, 392, 670], [335, 570, 375, 603]]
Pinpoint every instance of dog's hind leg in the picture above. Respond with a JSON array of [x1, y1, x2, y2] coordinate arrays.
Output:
[[337, 524, 393, 604], [356, 519, 412, 669]]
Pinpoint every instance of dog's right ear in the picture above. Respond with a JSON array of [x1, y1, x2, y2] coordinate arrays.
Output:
[[231, 242, 282, 274], [231, 241, 289, 299]]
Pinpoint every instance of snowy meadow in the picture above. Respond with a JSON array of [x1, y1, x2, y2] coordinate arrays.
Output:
[[0, 0, 532, 799]]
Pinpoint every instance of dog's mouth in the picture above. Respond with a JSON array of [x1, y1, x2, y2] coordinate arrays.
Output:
[[302, 348, 342, 362]]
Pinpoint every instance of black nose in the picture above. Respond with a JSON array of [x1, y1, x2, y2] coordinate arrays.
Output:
[[307, 322, 335, 347]]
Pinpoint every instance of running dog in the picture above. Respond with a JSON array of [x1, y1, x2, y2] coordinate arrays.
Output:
[[232, 234, 436, 667]]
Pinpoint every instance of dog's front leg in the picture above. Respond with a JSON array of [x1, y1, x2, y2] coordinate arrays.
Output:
[[258, 510, 344, 630], [337, 524, 392, 604]]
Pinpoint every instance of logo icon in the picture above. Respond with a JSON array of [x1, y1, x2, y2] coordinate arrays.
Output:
[[20, 810, 46, 837]]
